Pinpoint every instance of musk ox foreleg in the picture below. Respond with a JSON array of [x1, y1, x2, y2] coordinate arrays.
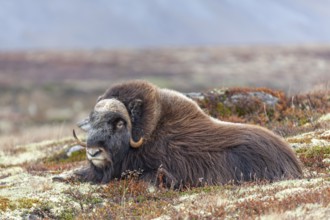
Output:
[[52, 166, 91, 183], [155, 165, 179, 189], [69, 165, 113, 184]]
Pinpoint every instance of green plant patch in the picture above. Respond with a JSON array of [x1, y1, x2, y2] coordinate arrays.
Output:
[[0, 196, 10, 211], [287, 137, 312, 144], [44, 148, 86, 165], [15, 198, 40, 210], [296, 145, 330, 173], [25, 147, 87, 173], [58, 208, 76, 220], [0, 197, 40, 212], [0, 184, 12, 190], [29, 201, 56, 219], [296, 145, 330, 158], [216, 103, 232, 117]]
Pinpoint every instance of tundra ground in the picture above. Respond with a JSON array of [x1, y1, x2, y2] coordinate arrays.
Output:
[[0, 87, 329, 219]]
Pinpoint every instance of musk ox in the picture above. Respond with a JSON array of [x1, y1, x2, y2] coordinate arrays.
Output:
[[75, 81, 302, 187]]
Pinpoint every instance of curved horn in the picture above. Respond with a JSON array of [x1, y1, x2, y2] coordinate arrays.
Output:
[[73, 129, 87, 148], [130, 137, 144, 148], [95, 99, 128, 114]]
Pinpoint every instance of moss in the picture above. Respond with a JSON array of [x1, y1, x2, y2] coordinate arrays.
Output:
[[296, 145, 330, 158], [296, 115, 311, 126], [44, 148, 86, 165], [0, 185, 12, 190], [216, 103, 231, 117], [0, 196, 10, 211], [0, 197, 40, 212], [59, 209, 76, 220], [28, 147, 87, 173], [63, 150, 86, 163], [17, 198, 40, 209], [265, 108, 278, 121], [30, 201, 55, 219], [287, 137, 312, 144], [296, 145, 330, 173], [235, 106, 247, 117]]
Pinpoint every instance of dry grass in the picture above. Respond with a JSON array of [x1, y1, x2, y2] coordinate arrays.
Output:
[[0, 123, 74, 152]]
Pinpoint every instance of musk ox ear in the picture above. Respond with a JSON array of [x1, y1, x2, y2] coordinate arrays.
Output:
[[77, 117, 91, 132]]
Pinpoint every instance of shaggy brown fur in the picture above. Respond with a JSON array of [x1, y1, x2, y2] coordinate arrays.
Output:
[[77, 81, 302, 187]]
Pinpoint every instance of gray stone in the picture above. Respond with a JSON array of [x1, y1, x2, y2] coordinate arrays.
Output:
[[66, 145, 85, 157]]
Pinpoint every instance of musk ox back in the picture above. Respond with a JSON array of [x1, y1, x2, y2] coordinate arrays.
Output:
[[76, 81, 302, 187]]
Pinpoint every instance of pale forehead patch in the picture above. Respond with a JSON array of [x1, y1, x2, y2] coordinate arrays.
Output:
[[93, 98, 132, 129], [94, 99, 127, 113]]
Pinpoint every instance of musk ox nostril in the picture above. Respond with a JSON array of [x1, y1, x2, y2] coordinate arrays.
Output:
[[87, 148, 102, 157]]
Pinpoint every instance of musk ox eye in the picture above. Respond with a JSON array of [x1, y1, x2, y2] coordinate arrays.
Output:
[[116, 120, 125, 129]]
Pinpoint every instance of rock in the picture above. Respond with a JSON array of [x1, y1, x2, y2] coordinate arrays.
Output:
[[66, 145, 85, 157], [185, 92, 205, 100], [227, 92, 279, 107], [28, 214, 39, 220], [322, 158, 330, 164]]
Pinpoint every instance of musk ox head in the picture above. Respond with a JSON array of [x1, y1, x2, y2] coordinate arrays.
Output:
[[78, 98, 143, 169]]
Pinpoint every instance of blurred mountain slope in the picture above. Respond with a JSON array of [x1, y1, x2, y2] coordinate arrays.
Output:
[[1, 0, 330, 50]]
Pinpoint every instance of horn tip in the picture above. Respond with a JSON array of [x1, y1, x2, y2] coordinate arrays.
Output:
[[73, 129, 77, 139], [130, 137, 144, 148]]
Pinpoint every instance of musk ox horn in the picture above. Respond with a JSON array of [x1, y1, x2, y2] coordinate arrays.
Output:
[[73, 129, 87, 148], [94, 98, 129, 114], [95, 99, 144, 148], [130, 137, 144, 148]]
